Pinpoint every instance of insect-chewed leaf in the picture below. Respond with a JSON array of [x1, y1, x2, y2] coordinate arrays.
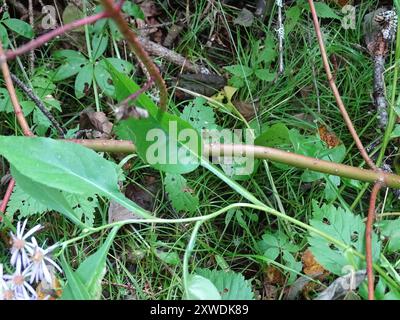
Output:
[[308, 201, 381, 275], [196, 268, 254, 300]]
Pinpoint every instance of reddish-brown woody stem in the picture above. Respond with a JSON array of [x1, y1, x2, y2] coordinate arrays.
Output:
[[308, 0, 377, 170], [366, 182, 382, 300], [5, 2, 123, 60], [100, 0, 168, 111]]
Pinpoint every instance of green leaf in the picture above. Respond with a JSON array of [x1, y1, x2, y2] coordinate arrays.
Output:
[[0, 136, 155, 223], [377, 219, 400, 253], [186, 274, 221, 300], [0, 23, 9, 48], [62, 4, 84, 32], [196, 268, 254, 300], [60, 254, 91, 300], [3, 18, 34, 38], [390, 125, 400, 139], [257, 230, 299, 261], [155, 249, 180, 265], [164, 173, 199, 213], [11, 166, 85, 227], [285, 5, 302, 35], [75, 64, 93, 98], [7, 184, 50, 218], [122, 2, 145, 19], [53, 62, 84, 81], [255, 123, 290, 147], [224, 65, 253, 78], [308, 202, 381, 275], [306, 2, 341, 20], [91, 34, 108, 60], [31, 76, 56, 97], [110, 66, 202, 174], [180, 97, 217, 132], [95, 58, 134, 97], [7, 184, 98, 227], [53, 50, 87, 61], [0, 87, 12, 113], [62, 227, 119, 299], [254, 69, 276, 81]]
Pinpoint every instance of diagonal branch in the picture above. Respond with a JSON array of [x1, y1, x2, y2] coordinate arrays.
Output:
[[308, 0, 377, 170], [100, 0, 168, 111]]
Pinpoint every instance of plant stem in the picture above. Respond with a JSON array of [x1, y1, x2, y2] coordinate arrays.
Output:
[[65, 139, 400, 188], [308, 0, 377, 170], [5, 6, 118, 60], [183, 221, 202, 299], [100, 0, 168, 111], [82, 0, 100, 112], [366, 182, 382, 300], [376, 13, 400, 166]]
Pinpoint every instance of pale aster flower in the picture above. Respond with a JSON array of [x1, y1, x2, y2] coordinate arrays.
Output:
[[9, 220, 43, 269], [26, 237, 62, 284], [3, 261, 37, 300]]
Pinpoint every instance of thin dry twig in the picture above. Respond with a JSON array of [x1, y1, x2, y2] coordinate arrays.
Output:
[[308, 0, 377, 171], [0, 43, 33, 137], [366, 182, 382, 300], [10, 73, 66, 137]]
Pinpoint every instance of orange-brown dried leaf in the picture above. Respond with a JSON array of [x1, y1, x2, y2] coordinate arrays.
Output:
[[302, 249, 328, 277], [318, 126, 340, 148], [264, 265, 284, 286]]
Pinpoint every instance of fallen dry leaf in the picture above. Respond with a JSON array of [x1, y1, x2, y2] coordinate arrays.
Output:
[[264, 265, 284, 286], [318, 126, 341, 148], [233, 100, 259, 121], [302, 249, 328, 277], [80, 108, 113, 139]]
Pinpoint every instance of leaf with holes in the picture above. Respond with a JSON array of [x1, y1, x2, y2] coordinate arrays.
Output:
[[164, 173, 199, 213], [75, 64, 94, 99], [95, 58, 134, 97], [308, 201, 381, 275], [196, 268, 254, 300], [180, 97, 217, 132]]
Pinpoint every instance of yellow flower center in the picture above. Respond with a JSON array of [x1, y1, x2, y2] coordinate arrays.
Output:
[[32, 250, 44, 263]]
